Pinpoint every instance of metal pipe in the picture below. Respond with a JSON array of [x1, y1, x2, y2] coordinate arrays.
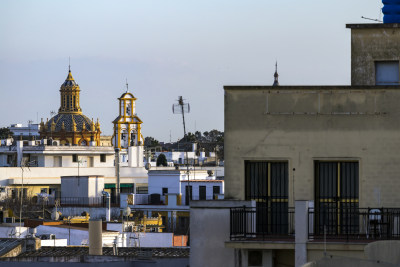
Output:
[[102, 191, 111, 222], [115, 148, 120, 200]]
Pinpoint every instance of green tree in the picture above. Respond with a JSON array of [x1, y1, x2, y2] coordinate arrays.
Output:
[[0, 128, 13, 139], [144, 136, 160, 147], [156, 153, 168, 167]]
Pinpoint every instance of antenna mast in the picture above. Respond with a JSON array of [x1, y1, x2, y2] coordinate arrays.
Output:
[[172, 96, 191, 203]]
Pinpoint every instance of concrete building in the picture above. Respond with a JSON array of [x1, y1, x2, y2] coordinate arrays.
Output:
[[8, 124, 40, 139], [191, 22, 400, 267], [126, 168, 224, 234]]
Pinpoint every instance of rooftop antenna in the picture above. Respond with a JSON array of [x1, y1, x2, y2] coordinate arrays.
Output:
[[126, 78, 129, 93], [172, 96, 191, 203], [361, 16, 382, 22], [68, 57, 71, 72], [172, 96, 190, 140]]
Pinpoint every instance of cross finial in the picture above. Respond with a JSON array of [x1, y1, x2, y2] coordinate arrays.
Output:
[[126, 78, 129, 93], [68, 57, 71, 72]]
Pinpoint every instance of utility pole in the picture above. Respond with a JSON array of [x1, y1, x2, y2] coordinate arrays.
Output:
[[19, 160, 36, 237]]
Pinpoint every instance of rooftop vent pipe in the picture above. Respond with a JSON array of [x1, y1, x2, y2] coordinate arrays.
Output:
[[383, 0, 400, 23]]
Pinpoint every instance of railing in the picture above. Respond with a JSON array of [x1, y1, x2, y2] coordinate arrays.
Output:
[[308, 207, 400, 240], [0, 196, 120, 208], [230, 206, 295, 241]]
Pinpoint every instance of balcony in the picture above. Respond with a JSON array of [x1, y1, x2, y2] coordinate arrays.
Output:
[[309, 207, 400, 241], [230, 206, 295, 241], [230, 206, 400, 242]]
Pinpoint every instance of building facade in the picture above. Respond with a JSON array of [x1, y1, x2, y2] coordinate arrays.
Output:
[[191, 23, 400, 267]]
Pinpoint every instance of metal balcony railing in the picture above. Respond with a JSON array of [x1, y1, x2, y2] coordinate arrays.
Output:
[[308, 207, 400, 241], [230, 206, 295, 241]]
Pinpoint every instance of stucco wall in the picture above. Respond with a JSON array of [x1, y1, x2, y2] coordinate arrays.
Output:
[[190, 200, 254, 267], [350, 25, 400, 86], [225, 86, 400, 207]]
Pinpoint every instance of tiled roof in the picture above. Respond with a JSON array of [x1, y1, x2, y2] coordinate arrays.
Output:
[[18, 247, 189, 258], [0, 239, 23, 256], [46, 114, 93, 132]]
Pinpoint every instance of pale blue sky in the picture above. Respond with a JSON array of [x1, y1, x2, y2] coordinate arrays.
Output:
[[0, 0, 382, 142]]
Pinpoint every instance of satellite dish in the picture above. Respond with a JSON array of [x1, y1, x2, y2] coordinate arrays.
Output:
[[51, 210, 60, 220], [123, 207, 131, 217]]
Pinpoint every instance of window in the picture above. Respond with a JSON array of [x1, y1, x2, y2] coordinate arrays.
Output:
[[162, 188, 168, 195], [199, 186, 206, 200], [245, 161, 289, 235], [49, 188, 57, 196], [185, 186, 192, 205], [53, 156, 62, 167], [121, 184, 134, 193], [375, 61, 399, 85], [88, 157, 94, 167], [7, 155, 13, 165], [72, 154, 78, 162], [136, 187, 148, 194], [100, 154, 106, 163], [248, 250, 263, 267], [314, 161, 359, 235], [213, 186, 220, 195], [40, 188, 48, 194]]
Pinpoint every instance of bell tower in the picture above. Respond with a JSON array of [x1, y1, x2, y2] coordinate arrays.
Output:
[[112, 83, 143, 151]]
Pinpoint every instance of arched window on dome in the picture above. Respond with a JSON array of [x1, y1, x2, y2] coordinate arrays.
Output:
[[81, 140, 87, 146]]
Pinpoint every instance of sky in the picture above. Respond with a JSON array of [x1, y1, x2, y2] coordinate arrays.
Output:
[[0, 0, 383, 142]]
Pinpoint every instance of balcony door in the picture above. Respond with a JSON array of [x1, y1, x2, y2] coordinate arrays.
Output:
[[315, 161, 359, 235], [245, 161, 288, 235]]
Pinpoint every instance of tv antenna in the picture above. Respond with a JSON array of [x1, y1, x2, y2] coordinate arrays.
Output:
[[361, 16, 382, 22], [172, 96, 191, 203], [172, 96, 190, 140]]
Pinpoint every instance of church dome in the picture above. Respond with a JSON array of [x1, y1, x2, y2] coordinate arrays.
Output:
[[40, 67, 101, 146], [46, 114, 93, 132]]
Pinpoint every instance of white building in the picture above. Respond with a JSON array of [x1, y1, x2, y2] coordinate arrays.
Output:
[[0, 138, 148, 199], [8, 123, 40, 139]]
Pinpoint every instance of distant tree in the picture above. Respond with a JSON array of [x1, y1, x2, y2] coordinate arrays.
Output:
[[156, 153, 168, 167], [0, 128, 13, 139], [195, 131, 202, 140], [144, 136, 160, 147]]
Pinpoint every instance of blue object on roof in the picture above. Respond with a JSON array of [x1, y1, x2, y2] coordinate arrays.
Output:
[[383, 0, 400, 23]]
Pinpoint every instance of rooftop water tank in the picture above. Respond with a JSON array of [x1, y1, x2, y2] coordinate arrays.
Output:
[[383, 0, 400, 23]]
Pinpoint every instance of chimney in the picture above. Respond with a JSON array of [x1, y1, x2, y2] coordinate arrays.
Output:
[[89, 220, 103, 255]]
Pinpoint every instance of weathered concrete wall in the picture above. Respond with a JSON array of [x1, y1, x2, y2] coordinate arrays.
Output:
[[190, 200, 254, 267], [349, 24, 400, 86], [302, 255, 396, 267], [364, 240, 400, 265], [225, 86, 400, 207]]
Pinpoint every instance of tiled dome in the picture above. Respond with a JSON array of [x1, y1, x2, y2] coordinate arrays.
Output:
[[46, 114, 93, 132]]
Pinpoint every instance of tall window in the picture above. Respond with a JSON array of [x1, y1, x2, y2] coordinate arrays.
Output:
[[245, 161, 289, 234], [199, 186, 206, 200], [314, 161, 359, 235]]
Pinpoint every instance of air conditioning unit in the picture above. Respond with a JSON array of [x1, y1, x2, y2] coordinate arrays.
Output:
[[4, 217, 15, 223]]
